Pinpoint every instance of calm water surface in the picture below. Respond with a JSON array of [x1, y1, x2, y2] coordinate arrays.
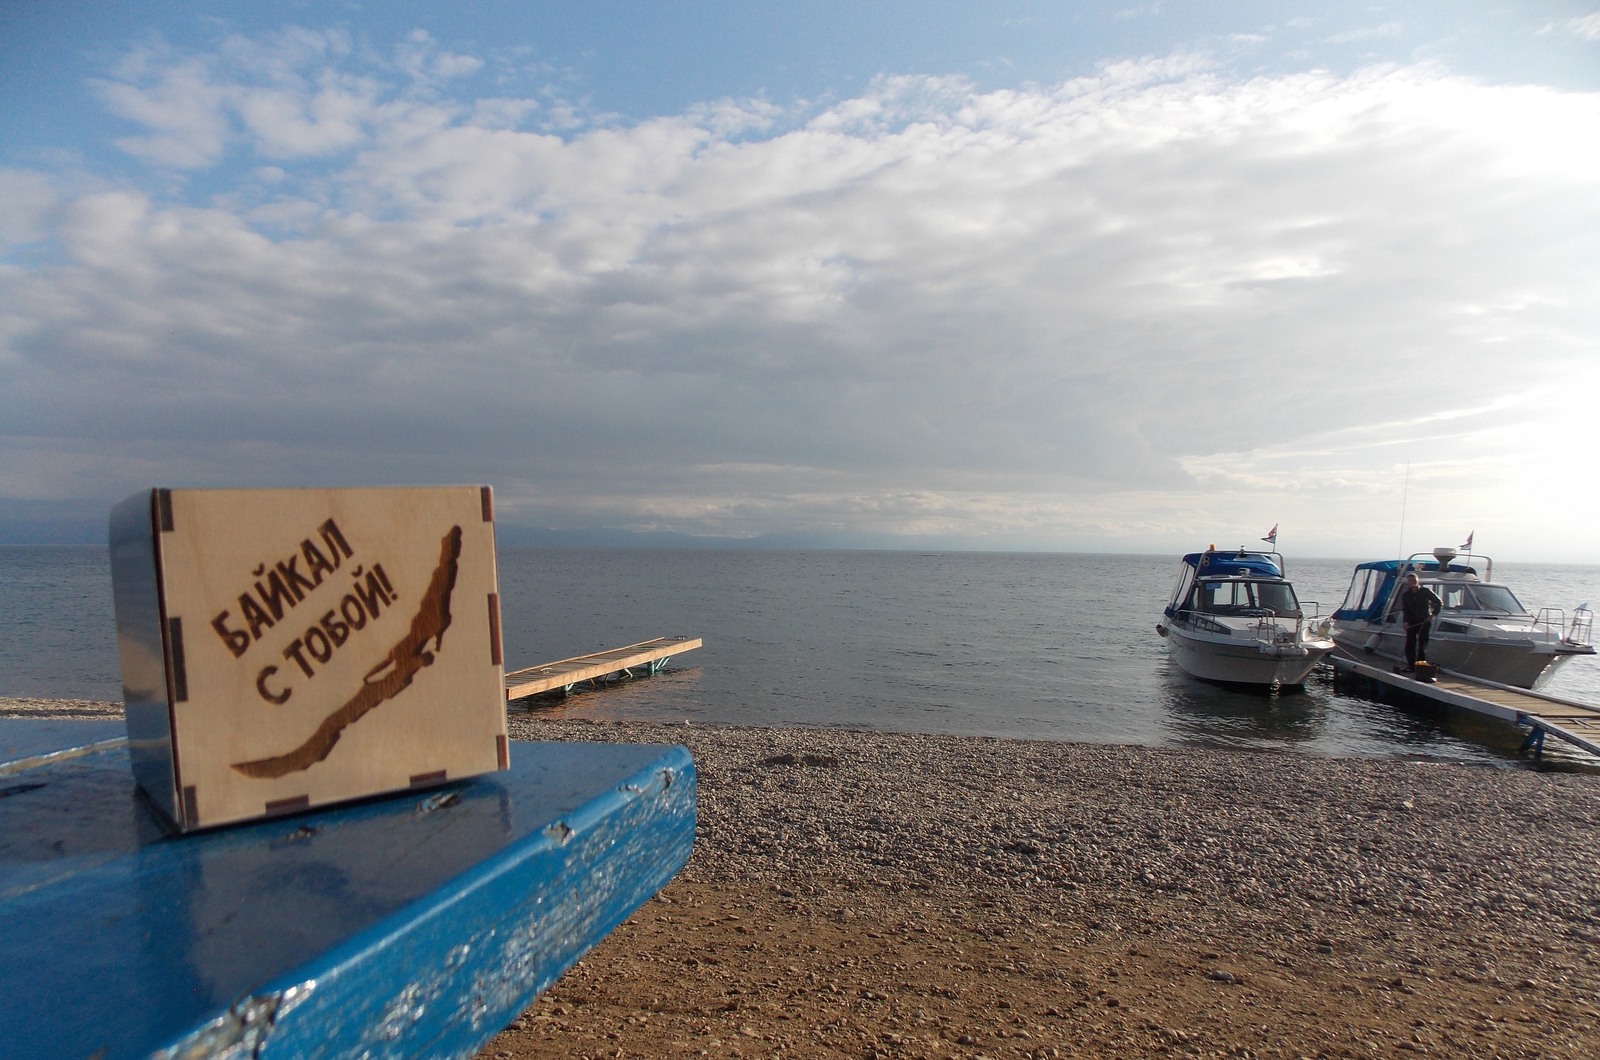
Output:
[[5, 546, 1598, 771]]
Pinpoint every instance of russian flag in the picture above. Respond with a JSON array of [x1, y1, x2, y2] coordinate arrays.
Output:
[[1262, 524, 1278, 545]]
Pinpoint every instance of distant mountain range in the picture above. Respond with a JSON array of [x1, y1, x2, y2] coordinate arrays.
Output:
[[0, 510, 979, 553], [491, 526, 975, 551]]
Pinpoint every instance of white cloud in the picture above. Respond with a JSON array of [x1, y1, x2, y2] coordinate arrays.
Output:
[[6, 34, 1600, 558], [0, 168, 58, 248], [89, 28, 511, 170], [396, 29, 484, 84], [1540, 14, 1600, 41], [1324, 22, 1405, 45], [93, 52, 233, 168]]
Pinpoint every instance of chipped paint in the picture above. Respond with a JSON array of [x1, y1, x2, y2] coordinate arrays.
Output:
[[155, 982, 315, 1060]]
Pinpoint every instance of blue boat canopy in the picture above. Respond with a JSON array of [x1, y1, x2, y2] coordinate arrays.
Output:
[[1330, 558, 1478, 623], [1164, 549, 1299, 622], [1182, 550, 1284, 580]]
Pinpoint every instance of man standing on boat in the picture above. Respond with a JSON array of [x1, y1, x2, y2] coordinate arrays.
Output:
[[1398, 572, 1442, 673]]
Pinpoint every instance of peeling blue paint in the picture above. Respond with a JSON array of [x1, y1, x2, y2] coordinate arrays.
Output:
[[0, 720, 695, 1059]]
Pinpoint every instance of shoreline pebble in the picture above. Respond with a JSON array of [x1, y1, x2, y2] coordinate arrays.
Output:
[[493, 715, 1600, 1057]]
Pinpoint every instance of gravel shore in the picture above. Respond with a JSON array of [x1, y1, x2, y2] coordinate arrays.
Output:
[[486, 715, 1600, 1058], [8, 698, 1597, 1057]]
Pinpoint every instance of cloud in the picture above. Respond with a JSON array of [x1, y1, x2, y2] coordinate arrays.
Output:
[[92, 51, 234, 168], [0, 168, 57, 248], [1324, 22, 1405, 45], [5, 31, 1600, 557], [1540, 14, 1600, 41], [88, 28, 493, 169]]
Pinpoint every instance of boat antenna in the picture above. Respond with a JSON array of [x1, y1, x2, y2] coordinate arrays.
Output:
[[1396, 461, 1409, 559]]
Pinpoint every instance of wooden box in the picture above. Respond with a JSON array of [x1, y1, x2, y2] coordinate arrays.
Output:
[[109, 486, 507, 831]]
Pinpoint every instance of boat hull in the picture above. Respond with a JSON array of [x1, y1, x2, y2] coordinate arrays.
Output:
[[1328, 625, 1590, 690], [1164, 626, 1333, 687]]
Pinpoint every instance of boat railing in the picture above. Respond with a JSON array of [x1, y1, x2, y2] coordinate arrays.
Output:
[[1440, 607, 1594, 649], [1544, 605, 1594, 648], [1175, 606, 1324, 646], [1250, 610, 1307, 647]]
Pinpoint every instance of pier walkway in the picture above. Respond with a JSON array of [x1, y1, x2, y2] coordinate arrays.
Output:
[[1330, 651, 1600, 759], [505, 636, 702, 702]]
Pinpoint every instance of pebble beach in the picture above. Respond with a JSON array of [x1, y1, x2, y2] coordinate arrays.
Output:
[[486, 714, 1600, 1058], [7, 697, 1598, 1057]]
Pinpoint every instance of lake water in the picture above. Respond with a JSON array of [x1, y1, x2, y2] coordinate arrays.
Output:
[[5, 545, 1598, 771]]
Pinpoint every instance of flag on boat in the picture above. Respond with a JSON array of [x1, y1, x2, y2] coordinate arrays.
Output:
[[1262, 524, 1278, 545], [1460, 530, 1474, 551]]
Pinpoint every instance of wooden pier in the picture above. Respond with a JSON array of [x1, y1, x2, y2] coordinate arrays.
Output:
[[1330, 651, 1600, 759], [504, 636, 702, 702]]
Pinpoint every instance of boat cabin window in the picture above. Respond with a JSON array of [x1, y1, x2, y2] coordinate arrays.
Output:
[[1168, 564, 1197, 610], [1340, 569, 1384, 614], [1474, 585, 1525, 614], [1435, 582, 1525, 615], [1189, 579, 1302, 617], [1255, 581, 1300, 615]]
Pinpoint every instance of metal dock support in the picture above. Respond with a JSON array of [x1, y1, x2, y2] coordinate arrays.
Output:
[[504, 636, 703, 702], [1330, 651, 1600, 759]]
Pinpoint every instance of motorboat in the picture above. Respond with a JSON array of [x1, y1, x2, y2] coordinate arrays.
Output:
[[1327, 547, 1595, 689], [1156, 546, 1336, 688]]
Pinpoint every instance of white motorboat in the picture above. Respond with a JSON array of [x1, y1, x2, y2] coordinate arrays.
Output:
[[1327, 547, 1594, 689], [1156, 547, 1336, 688]]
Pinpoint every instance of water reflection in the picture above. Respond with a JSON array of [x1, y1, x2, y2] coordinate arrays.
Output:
[[1154, 658, 1600, 775], [1157, 664, 1329, 751]]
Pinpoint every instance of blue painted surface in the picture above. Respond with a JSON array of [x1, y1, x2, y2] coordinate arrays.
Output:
[[0, 719, 695, 1059]]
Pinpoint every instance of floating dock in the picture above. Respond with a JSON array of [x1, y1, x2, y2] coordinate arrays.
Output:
[[504, 636, 702, 702], [1329, 651, 1600, 759]]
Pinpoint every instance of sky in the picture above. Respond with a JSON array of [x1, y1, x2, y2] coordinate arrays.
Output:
[[3, 2, 1599, 561]]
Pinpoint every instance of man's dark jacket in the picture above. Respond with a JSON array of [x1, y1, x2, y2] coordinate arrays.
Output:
[[1399, 584, 1442, 626]]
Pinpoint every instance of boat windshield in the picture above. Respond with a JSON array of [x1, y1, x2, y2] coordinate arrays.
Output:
[[1431, 581, 1527, 616], [1189, 578, 1302, 618]]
